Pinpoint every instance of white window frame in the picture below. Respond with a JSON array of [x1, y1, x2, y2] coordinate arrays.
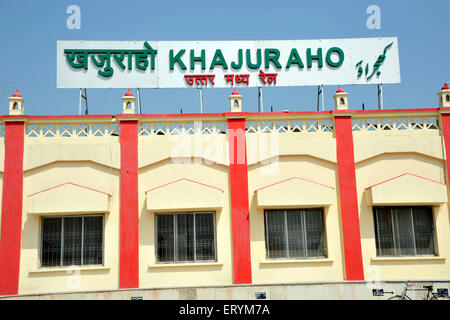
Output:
[[155, 211, 217, 263], [264, 208, 327, 259], [373, 206, 437, 257], [39, 214, 105, 268]]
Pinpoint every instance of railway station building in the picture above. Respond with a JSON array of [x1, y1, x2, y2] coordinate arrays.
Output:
[[0, 84, 449, 299]]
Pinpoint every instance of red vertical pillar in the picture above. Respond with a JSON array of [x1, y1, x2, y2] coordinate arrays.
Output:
[[227, 117, 252, 284], [0, 121, 25, 295], [440, 110, 450, 185], [333, 113, 364, 280], [119, 120, 139, 288]]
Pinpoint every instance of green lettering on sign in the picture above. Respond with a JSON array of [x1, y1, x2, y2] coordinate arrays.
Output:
[[231, 49, 243, 69], [264, 48, 281, 69], [286, 48, 304, 69], [65, 41, 158, 78], [306, 48, 323, 68], [190, 49, 206, 70], [169, 49, 186, 70], [246, 49, 262, 69], [326, 47, 344, 67], [210, 49, 228, 70], [144, 42, 157, 70]]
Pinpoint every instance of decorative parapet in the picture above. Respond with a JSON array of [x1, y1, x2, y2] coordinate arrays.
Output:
[[245, 113, 334, 135], [352, 110, 440, 134], [23, 118, 119, 138], [139, 119, 228, 136], [0, 109, 444, 140]]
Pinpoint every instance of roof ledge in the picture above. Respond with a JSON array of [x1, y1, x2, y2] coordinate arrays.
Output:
[[28, 182, 111, 215], [365, 173, 447, 205], [256, 177, 335, 208], [146, 178, 224, 211]]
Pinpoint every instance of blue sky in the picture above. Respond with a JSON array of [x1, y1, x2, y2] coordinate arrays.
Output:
[[0, 0, 449, 115]]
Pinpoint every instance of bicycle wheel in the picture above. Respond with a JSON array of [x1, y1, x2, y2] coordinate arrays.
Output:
[[388, 295, 407, 300], [430, 295, 450, 300]]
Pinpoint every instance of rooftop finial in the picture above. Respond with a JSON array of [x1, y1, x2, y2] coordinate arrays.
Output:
[[229, 88, 243, 112]]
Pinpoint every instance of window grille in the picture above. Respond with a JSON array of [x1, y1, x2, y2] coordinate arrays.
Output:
[[41, 215, 104, 267], [156, 212, 216, 263], [264, 209, 326, 259], [373, 206, 436, 256]]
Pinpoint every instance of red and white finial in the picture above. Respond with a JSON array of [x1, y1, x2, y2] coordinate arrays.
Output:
[[8, 89, 25, 115], [122, 89, 136, 114], [333, 85, 348, 110], [441, 83, 449, 91], [229, 88, 243, 112]]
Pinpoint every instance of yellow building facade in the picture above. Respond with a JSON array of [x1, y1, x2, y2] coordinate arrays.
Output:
[[0, 86, 450, 297]]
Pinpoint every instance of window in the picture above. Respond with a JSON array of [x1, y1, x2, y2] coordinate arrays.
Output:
[[373, 206, 436, 256], [40, 215, 104, 267], [156, 212, 216, 263], [264, 209, 326, 259]]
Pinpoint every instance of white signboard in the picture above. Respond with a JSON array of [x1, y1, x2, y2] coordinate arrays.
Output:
[[57, 37, 400, 88]]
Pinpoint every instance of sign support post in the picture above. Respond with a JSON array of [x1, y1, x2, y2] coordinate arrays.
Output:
[[78, 88, 88, 115], [199, 88, 204, 113], [377, 84, 384, 110], [258, 87, 264, 112], [321, 85, 325, 111], [137, 88, 142, 114], [79, 88, 82, 115], [317, 85, 325, 111]]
